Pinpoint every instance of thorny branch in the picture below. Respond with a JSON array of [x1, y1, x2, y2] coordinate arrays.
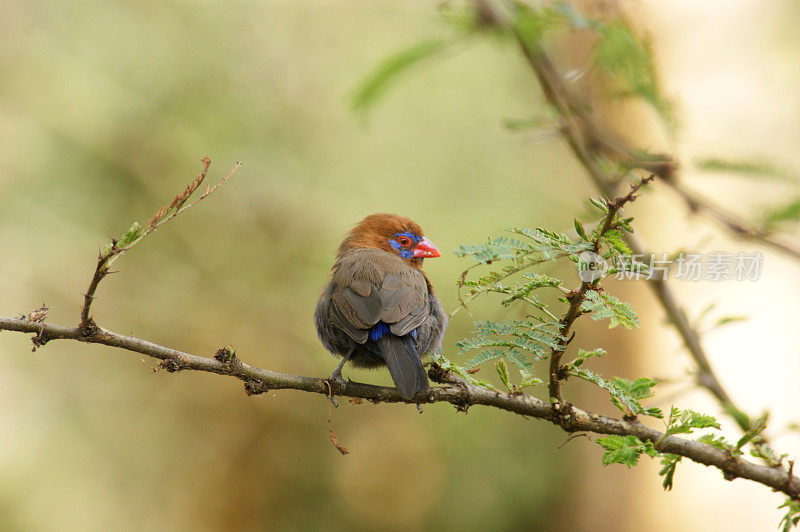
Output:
[[80, 157, 242, 328], [509, 17, 769, 440], [0, 314, 798, 500], [548, 175, 654, 410]]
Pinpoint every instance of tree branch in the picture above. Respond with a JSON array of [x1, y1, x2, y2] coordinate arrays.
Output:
[[658, 177, 800, 261], [1, 314, 797, 499], [548, 175, 654, 408], [80, 157, 241, 327], [510, 22, 765, 438]]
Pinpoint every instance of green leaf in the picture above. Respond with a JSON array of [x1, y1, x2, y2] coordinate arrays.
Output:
[[589, 197, 610, 212], [749, 445, 786, 468], [566, 347, 606, 369], [697, 434, 739, 456], [662, 407, 721, 440], [581, 290, 639, 329], [763, 196, 800, 230], [695, 157, 797, 183], [600, 229, 631, 255], [596, 435, 658, 468], [429, 352, 498, 391], [512, 3, 568, 51], [570, 369, 661, 418], [658, 454, 681, 491], [118, 221, 143, 247], [463, 348, 505, 369], [778, 498, 800, 532], [574, 218, 588, 240], [735, 413, 768, 452], [351, 39, 448, 114], [596, 21, 672, 125], [496, 359, 511, 390]]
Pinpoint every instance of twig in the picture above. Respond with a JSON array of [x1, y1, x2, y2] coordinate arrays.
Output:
[[659, 178, 800, 261], [547, 175, 653, 409], [510, 23, 764, 438], [80, 157, 242, 327], [324, 381, 349, 455], [1, 314, 797, 499]]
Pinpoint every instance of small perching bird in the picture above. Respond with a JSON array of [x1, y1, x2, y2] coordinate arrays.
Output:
[[314, 213, 446, 399]]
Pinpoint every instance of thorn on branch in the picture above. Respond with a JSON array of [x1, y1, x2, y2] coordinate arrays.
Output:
[[610, 174, 656, 211], [788, 461, 800, 500]]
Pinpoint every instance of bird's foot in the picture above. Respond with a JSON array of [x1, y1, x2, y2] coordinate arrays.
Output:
[[326, 370, 349, 408], [328, 371, 347, 390]]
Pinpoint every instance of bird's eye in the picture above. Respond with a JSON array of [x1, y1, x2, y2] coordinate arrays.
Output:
[[397, 236, 411, 247]]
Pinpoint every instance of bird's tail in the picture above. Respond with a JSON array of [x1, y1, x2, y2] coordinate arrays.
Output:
[[377, 335, 430, 400]]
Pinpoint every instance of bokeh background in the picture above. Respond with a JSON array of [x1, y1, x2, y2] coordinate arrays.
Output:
[[2, 1, 800, 530]]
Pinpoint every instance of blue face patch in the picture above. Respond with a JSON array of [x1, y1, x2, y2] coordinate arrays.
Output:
[[389, 231, 422, 259]]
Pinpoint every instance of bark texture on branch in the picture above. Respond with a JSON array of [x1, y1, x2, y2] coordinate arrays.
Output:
[[1, 315, 797, 500]]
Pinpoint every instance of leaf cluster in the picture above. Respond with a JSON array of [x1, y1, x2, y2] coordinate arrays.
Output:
[[570, 368, 661, 418], [580, 290, 639, 329]]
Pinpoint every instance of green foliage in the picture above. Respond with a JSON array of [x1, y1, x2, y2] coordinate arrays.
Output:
[[511, 2, 569, 51], [580, 290, 639, 329], [696, 157, 796, 182], [697, 433, 736, 453], [502, 116, 552, 131], [596, 21, 672, 125], [101, 221, 143, 260], [779, 498, 800, 532], [659, 454, 681, 490], [498, 272, 563, 308], [661, 407, 721, 440], [351, 38, 449, 115], [763, 196, 800, 231], [596, 435, 658, 468], [429, 352, 498, 391], [750, 444, 787, 469], [495, 358, 512, 390], [565, 347, 606, 369], [512, 227, 594, 258], [457, 320, 561, 389], [736, 413, 768, 452], [599, 228, 632, 255], [119, 221, 143, 247], [570, 369, 661, 418], [454, 236, 540, 262]]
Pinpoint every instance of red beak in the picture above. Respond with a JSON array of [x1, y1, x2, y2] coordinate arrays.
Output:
[[413, 237, 441, 258]]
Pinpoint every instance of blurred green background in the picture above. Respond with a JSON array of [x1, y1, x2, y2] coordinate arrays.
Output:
[[2, 1, 800, 530]]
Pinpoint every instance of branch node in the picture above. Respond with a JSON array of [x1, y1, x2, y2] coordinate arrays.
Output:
[[722, 470, 738, 482], [214, 345, 239, 367], [78, 318, 100, 341], [31, 331, 49, 351], [157, 359, 182, 373], [244, 379, 269, 396], [553, 402, 577, 431]]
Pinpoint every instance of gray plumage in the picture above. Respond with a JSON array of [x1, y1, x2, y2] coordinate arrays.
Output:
[[315, 247, 446, 399]]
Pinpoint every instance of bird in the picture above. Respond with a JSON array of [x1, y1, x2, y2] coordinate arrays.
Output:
[[314, 213, 446, 400]]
